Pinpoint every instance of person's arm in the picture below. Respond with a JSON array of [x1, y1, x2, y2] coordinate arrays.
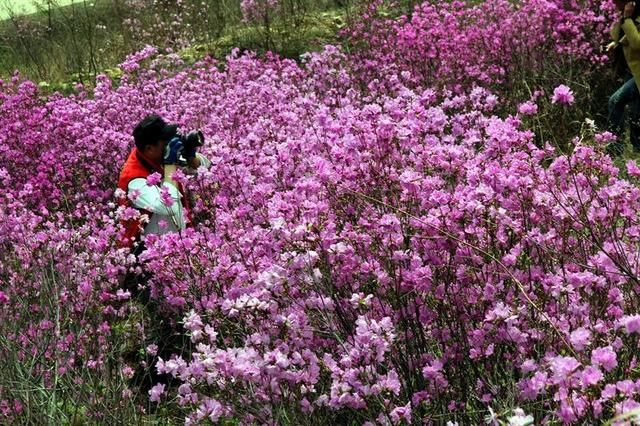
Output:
[[612, 22, 622, 42], [128, 177, 182, 218], [621, 2, 640, 49], [622, 18, 640, 50], [187, 156, 200, 169]]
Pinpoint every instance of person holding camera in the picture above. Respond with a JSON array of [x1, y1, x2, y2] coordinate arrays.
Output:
[[607, 0, 640, 156], [117, 114, 211, 252], [117, 115, 211, 400]]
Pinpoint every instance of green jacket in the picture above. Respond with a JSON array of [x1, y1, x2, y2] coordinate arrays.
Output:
[[612, 17, 640, 89]]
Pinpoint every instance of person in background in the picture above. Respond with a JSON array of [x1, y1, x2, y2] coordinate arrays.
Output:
[[607, 0, 640, 156]]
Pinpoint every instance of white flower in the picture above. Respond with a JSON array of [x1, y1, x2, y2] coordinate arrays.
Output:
[[508, 408, 533, 426], [485, 406, 498, 425]]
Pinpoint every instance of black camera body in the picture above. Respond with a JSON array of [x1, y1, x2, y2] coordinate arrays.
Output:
[[173, 129, 205, 166], [178, 130, 205, 151]]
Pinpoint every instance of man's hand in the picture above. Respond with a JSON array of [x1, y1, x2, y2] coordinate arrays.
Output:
[[624, 1, 635, 18], [164, 137, 184, 165], [187, 156, 201, 169]]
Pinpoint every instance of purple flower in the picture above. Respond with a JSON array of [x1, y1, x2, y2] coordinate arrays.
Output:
[[159, 185, 175, 208], [390, 403, 412, 424], [621, 315, 640, 334], [121, 365, 135, 379], [146, 172, 162, 186], [627, 160, 640, 178], [148, 383, 165, 403], [595, 131, 617, 144], [569, 327, 591, 351], [591, 346, 617, 372], [615, 399, 640, 417], [551, 84, 575, 105], [580, 366, 603, 388], [616, 380, 636, 397], [549, 356, 580, 381], [518, 101, 538, 116], [146, 344, 158, 356]]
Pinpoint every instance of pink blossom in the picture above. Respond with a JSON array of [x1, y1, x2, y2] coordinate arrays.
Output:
[[591, 346, 618, 372], [549, 356, 580, 381], [569, 327, 591, 351], [579, 366, 603, 388], [551, 84, 575, 105], [518, 101, 538, 115], [146, 344, 158, 356], [121, 365, 135, 379], [595, 131, 617, 144], [146, 172, 162, 186], [148, 383, 165, 403], [621, 315, 640, 334], [390, 403, 412, 424], [627, 160, 640, 178], [159, 185, 175, 208]]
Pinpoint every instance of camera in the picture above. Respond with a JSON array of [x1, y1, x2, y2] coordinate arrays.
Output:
[[178, 130, 205, 151], [169, 129, 205, 166]]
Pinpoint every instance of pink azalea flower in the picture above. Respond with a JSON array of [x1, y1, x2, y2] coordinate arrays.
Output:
[[591, 346, 618, 372], [146, 172, 162, 186], [569, 327, 591, 351], [518, 101, 538, 115], [621, 315, 640, 334], [148, 383, 165, 403], [551, 84, 575, 105]]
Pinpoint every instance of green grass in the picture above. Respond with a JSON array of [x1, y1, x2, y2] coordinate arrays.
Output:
[[0, 0, 350, 89], [0, 0, 81, 20]]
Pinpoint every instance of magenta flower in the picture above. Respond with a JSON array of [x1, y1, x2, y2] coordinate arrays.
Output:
[[518, 101, 538, 116], [159, 185, 175, 208], [616, 379, 635, 397], [569, 327, 591, 351], [550, 356, 580, 381], [121, 365, 135, 379], [551, 84, 575, 105], [148, 383, 165, 403], [146, 344, 158, 356], [390, 403, 412, 424], [621, 315, 640, 334], [627, 160, 640, 178], [594, 131, 617, 144], [2, 6, 640, 420], [146, 172, 162, 186], [591, 346, 617, 372], [580, 366, 603, 388]]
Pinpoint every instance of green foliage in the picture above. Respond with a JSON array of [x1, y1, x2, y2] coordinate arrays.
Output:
[[0, 0, 351, 88]]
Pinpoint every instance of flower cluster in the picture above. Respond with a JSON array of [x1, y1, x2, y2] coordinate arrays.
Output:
[[1, 0, 638, 424], [340, 0, 612, 110], [241, 0, 280, 23]]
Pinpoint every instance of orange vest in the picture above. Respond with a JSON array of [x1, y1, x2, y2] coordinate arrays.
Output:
[[117, 148, 190, 249]]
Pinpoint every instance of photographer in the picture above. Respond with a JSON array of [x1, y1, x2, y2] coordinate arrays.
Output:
[[117, 114, 210, 252], [116, 114, 211, 401], [608, 0, 640, 155]]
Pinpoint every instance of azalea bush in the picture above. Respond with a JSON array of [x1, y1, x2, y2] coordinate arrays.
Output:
[[2, 0, 640, 424], [343, 0, 613, 92], [340, 0, 619, 147]]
